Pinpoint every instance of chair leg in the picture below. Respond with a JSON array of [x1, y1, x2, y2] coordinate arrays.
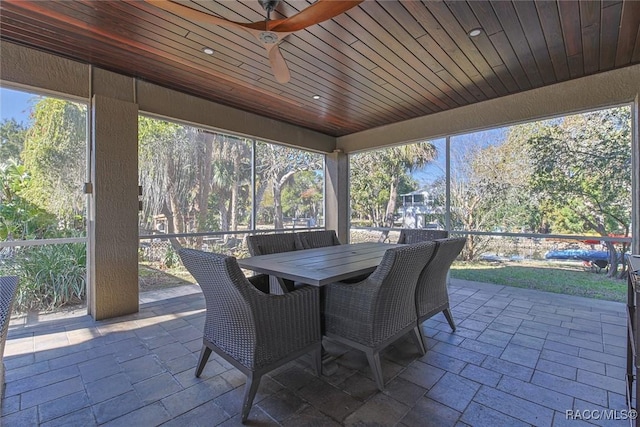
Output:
[[241, 372, 262, 423], [312, 344, 323, 377], [365, 350, 385, 391], [195, 344, 212, 378], [410, 326, 426, 356], [443, 308, 456, 332]]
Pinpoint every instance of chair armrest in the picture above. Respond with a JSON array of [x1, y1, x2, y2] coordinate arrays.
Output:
[[247, 286, 321, 364], [323, 279, 380, 342]]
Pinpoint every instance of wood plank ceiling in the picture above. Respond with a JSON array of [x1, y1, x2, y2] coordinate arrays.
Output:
[[1, 0, 639, 137]]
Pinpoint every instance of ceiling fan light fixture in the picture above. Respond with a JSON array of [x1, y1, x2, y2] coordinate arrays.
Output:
[[313, 95, 321, 100], [468, 28, 482, 37], [202, 47, 215, 55], [259, 32, 279, 44]]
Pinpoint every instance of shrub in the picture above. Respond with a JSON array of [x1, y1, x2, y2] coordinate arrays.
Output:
[[1, 243, 86, 312]]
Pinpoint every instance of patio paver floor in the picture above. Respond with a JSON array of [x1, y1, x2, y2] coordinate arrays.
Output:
[[0, 279, 631, 426]]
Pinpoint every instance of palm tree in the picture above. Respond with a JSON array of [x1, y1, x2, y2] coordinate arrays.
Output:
[[365, 142, 437, 241]]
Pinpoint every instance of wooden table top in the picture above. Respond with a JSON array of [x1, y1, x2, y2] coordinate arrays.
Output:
[[237, 242, 397, 286]]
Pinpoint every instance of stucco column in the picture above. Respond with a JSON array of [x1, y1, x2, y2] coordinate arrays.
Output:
[[633, 96, 640, 255], [325, 150, 349, 243], [88, 94, 139, 320]]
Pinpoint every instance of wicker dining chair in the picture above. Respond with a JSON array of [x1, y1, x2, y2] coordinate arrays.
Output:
[[414, 237, 466, 349], [178, 249, 322, 423], [397, 228, 449, 244], [246, 233, 300, 293], [323, 241, 437, 390], [296, 230, 342, 249]]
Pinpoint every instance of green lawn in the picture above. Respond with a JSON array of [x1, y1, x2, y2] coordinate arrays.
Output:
[[450, 260, 627, 302]]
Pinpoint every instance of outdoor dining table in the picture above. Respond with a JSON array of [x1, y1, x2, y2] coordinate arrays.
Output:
[[237, 242, 398, 287]]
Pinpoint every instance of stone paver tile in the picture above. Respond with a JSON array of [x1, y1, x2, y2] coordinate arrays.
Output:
[[432, 342, 486, 365], [400, 396, 461, 427], [552, 411, 597, 427], [487, 322, 519, 335], [313, 386, 364, 422], [102, 401, 171, 427], [568, 330, 605, 344], [543, 340, 580, 356], [339, 372, 378, 401], [517, 326, 549, 339], [427, 372, 480, 412], [120, 354, 166, 383], [213, 386, 245, 417], [473, 385, 554, 426], [578, 348, 626, 368], [272, 365, 319, 391], [0, 406, 39, 426], [510, 333, 546, 350], [481, 356, 533, 382], [40, 407, 96, 427], [572, 399, 633, 427], [384, 376, 427, 406], [500, 343, 541, 368], [497, 375, 574, 412], [5, 359, 50, 383], [281, 406, 342, 427], [78, 354, 121, 383], [540, 349, 605, 374], [153, 342, 191, 363], [5, 364, 78, 397], [460, 401, 529, 427], [217, 405, 275, 426], [419, 349, 467, 374], [459, 319, 489, 332], [47, 351, 89, 370], [343, 392, 409, 426], [476, 329, 512, 348], [359, 357, 405, 385], [432, 331, 466, 346], [21, 376, 84, 408], [1, 394, 20, 416], [460, 364, 501, 387], [92, 391, 144, 424], [576, 370, 626, 394], [38, 390, 90, 423], [260, 386, 308, 423], [134, 372, 183, 404], [532, 371, 608, 407], [399, 360, 445, 389], [536, 359, 577, 380], [546, 333, 603, 352], [161, 375, 232, 417], [160, 400, 229, 427], [85, 373, 134, 405], [459, 338, 504, 358]]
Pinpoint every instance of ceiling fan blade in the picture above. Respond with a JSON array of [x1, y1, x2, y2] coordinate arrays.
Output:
[[145, 0, 259, 31], [265, 43, 291, 83], [271, 0, 363, 33]]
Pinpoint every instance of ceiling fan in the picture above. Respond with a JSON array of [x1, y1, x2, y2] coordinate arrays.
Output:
[[146, 0, 363, 83]]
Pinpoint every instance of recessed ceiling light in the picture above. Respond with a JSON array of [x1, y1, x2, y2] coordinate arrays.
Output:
[[202, 48, 215, 55], [312, 95, 321, 100], [468, 28, 482, 37]]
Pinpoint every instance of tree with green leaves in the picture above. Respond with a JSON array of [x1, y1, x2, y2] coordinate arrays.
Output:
[[527, 107, 631, 277], [20, 98, 86, 229], [0, 160, 56, 240], [0, 118, 27, 162], [255, 143, 322, 229], [351, 142, 436, 241]]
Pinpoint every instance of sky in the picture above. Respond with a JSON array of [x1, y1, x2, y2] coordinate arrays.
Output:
[[0, 87, 38, 124]]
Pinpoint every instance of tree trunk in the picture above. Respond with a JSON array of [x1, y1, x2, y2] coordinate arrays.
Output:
[[194, 132, 213, 246], [273, 182, 284, 229], [605, 241, 618, 278], [378, 177, 399, 242]]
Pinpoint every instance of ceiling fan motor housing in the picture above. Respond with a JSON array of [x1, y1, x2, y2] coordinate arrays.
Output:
[[258, 0, 280, 19]]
